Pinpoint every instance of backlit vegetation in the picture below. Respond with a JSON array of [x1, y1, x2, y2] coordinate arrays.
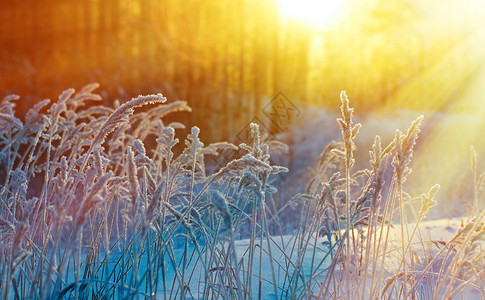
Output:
[[1, 86, 484, 298]]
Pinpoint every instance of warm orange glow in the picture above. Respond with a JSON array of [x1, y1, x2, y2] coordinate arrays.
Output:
[[276, 0, 346, 29], [4, 1, 485, 296]]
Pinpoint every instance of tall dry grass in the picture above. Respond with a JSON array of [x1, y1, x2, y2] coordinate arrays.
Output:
[[0, 85, 484, 299]]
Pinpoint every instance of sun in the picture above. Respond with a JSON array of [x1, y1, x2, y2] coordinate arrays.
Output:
[[276, 0, 346, 29]]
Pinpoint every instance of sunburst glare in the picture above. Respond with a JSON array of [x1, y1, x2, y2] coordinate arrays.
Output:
[[276, 0, 346, 29]]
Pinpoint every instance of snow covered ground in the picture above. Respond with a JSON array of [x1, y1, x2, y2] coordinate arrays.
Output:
[[144, 216, 481, 299]]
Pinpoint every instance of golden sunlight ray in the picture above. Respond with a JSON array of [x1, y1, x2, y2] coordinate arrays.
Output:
[[276, 0, 346, 29]]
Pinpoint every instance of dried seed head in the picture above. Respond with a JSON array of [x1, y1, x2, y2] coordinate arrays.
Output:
[[186, 126, 204, 157], [133, 139, 146, 156], [419, 184, 439, 219]]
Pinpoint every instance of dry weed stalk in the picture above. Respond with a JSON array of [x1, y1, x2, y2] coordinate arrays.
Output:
[[2, 86, 485, 299]]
